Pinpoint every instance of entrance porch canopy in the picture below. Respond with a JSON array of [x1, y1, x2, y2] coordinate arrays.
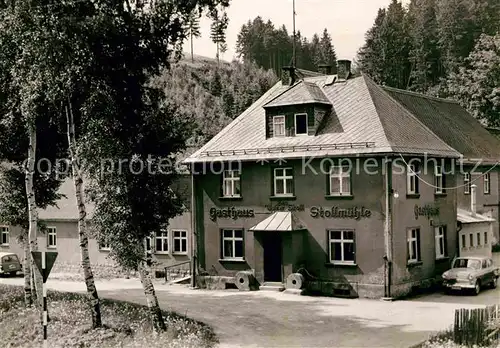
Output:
[[249, 212, 306, 232]]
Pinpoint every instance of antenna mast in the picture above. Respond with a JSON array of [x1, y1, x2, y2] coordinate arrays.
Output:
[[292, 0, 296, 67]]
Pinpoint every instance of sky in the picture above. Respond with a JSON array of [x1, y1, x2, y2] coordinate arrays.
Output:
[[190, 0, 410, 62]]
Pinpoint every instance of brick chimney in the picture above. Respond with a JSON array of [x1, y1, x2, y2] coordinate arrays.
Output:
[[281, 66, 296, 86], [337, 59, 352, 80], [318, 64, 332, 75], [471, 184, 477, 216]]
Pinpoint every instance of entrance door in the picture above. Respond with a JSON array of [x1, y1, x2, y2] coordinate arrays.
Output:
[[263, 234, 282, 282]]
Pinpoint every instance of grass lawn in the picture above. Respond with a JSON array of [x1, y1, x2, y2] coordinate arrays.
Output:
[[0, 284, 218, 348]]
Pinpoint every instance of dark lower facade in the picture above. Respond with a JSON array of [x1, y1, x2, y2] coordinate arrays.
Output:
[[192, 157, 458, 298]]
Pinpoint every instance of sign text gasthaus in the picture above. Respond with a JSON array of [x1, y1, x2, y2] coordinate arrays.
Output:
[[414, 204, 439, 220], [310, 206, 371, 220], [209, 207, 255, 221]]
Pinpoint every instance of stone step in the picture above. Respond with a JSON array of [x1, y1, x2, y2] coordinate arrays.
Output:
[[170, 275, 191, 284], [260, 282, 285, 292]]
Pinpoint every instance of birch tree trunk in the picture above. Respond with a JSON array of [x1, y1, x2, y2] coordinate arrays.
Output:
[[20, 229, 32, 307], [66, 102, 102, 328], [138, 260, 166, 332], [25, 122, 43, 318]]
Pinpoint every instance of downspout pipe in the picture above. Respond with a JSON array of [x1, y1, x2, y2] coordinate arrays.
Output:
[[190, 165, 197, 289], [384, 158, 393, 298]]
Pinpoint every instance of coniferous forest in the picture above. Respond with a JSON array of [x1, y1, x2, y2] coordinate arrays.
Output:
[[357, 0, 500, 126]]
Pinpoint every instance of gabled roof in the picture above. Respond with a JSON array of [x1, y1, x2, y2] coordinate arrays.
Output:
[[38, 179, 95, 221], [264, 80, 331, 108], [384, 87, 500, 163], [249, 212, 306, 232], [185, 74, 461, 163]]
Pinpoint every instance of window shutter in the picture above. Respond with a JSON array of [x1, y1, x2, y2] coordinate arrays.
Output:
[[406, 230, 410, 262], [443, 226, 448, 256], [286, 113, 294, 136], [325, 166, 330, 195], [241, 230, 245, 259], [270, 168, 275, 196], [326, 230, 331, 263], [220, 229, 224, 259], [220, 172, 224, 197], [442, 171, 446, 194], [308, 109, 315, 136], [415, 164, 420, 194], [416, 229, 421, 261], [352, 231, 356, 264]]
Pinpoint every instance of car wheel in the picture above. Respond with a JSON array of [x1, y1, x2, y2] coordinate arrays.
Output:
[[473, 281, 481, 295], [10, 271, 16, 277], [491, 277, 498, 289]]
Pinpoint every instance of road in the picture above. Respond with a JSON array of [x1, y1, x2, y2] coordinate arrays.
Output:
[[1, 276, 498, 348]]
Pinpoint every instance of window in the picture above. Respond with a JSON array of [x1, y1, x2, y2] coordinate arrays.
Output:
[[273, 116, 285, 137], [273, 168, 294, 196], [328, 230, 355, 264], [461, 234, 466, 249], [484, 231, 488, 245], [435, 165, 444, 194], [477, 232, 481, 247], [155, 230, 169, 253], [172, 230, 188, 255], [469, 233, 474, 248], [464, 173, 471, 194], [434, 226, 447, 259], [222, 169, 241, 197], [0, 226, 9, 246], [294, 113, 308, 135], [407, 164, 419, 194], [484, 173, 490, 194], [47, 227, 57, 248], [329, 166, 351, 196], [221, 229, 244, 260], [407, 228, 421, 263]]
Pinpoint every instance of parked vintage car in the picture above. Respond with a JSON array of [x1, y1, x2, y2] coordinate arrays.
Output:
[[442, 256, 499, 295], [0, 252, 22, 276]]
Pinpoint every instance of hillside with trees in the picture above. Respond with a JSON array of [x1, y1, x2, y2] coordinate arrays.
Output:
[[357, 0, 500, 126], [157, 56, 278, 145], [236, 17, 338, 76]]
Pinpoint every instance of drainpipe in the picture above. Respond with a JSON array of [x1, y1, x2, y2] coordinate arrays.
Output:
[[470, 184, 477, 217], [384, 158, 393, 298], [190, 166, 197, 288]]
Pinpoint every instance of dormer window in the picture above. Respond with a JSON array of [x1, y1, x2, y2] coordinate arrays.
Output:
[[273, 116, 285, 137], [295, 113, 308, 135]]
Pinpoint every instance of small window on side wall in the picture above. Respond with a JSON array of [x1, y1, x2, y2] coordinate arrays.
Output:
[[0, 226, 9, 246], [484, 173, 490, 194], [434, 226, 447, 259], [294, 113, 308, 135], [47, 227, 57, 248], [435, 165, 444, 194], [172, 230, 188, 255], [407, 228, 421, 264], [464, 173, 471, 194], [407, 163, 419, 195]]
